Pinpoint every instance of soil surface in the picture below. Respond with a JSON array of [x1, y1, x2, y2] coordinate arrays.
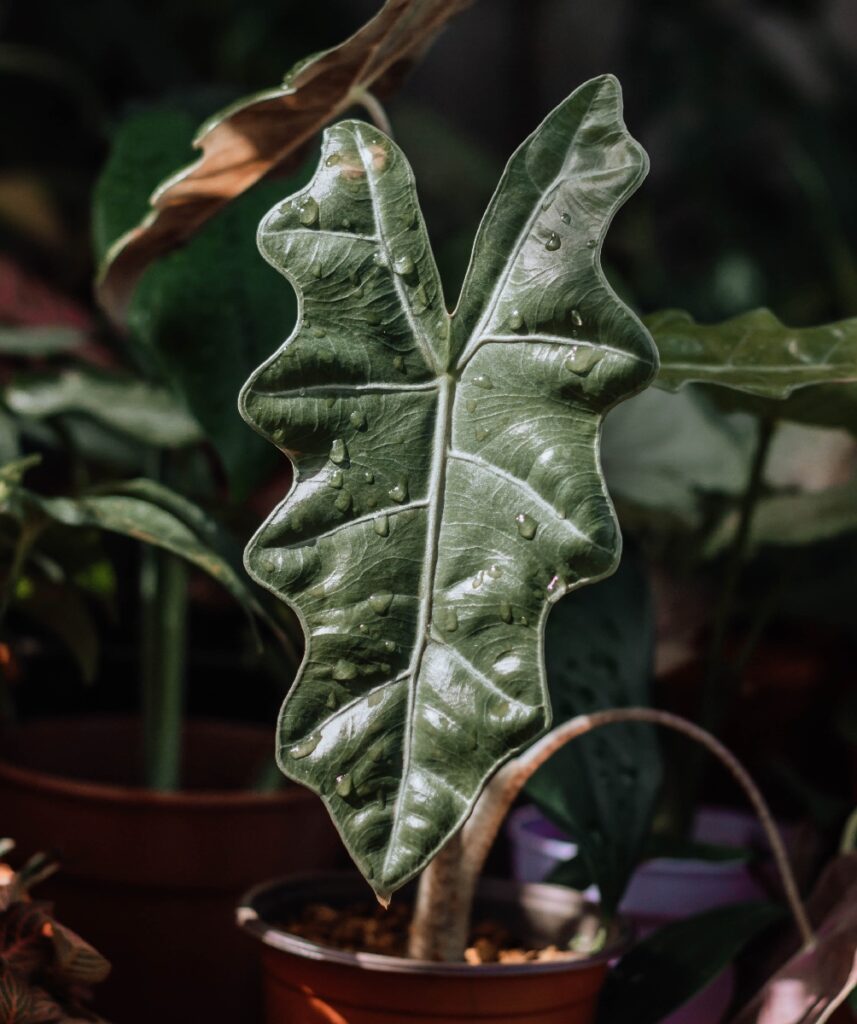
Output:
[[282, 900, 590, 964]]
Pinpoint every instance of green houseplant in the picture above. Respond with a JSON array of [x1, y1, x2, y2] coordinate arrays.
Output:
[[232, 74, 820, 1023]]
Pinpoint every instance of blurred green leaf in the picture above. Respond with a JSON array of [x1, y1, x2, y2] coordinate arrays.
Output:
[[707, 478, 857, 556], [525, 551, 662, 915], [597, 902, 786, 1024], [602, 386, 755, 526], [4, 368, 203, 448], [15, 577, 99, 683], [648, 308, 857, 431], [0, 326, 86, 356]]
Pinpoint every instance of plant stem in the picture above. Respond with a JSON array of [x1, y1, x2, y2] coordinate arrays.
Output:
[[140, 546, 188, 791], [355, 91, 393, 137], [410, 707, 815, 962], [702, 414, 776, 734]]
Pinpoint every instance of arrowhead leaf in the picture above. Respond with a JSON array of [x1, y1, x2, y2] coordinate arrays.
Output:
[[96, 0, 474, 323], [649, 308, 857, 430], [240, 75, 656, 897]]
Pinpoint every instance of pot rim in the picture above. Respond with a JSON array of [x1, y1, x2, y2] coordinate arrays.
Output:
[[0, 716, 303, 809], [237, 871, 630, 977]]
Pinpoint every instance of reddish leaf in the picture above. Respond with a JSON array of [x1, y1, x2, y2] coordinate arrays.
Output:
[[0, 904, 53, 982], [731, 854, 857, 1024], [95, 0, 473, 323], [0, 965, 36, 1024]]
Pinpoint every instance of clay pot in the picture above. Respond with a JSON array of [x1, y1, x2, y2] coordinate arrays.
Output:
[[0, 716, 343, 1024], [238, 872, 627, 1024]]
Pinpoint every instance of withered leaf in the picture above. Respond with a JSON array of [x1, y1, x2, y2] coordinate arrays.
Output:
[[96, 0, 473, 323]]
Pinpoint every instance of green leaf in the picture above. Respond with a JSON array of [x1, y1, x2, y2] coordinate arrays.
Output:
[[0, 325, 86, 356], [597, 902, 786, 1024], [33, 484, 262, 630], [602, 385, 755, 525], [127, 178, 304, 494], [240, 76, 656, 897], [4, 369, 203, 448], [525, 551, 661, 915], [648, 308, 857, 430], [706, 478, 857, 556], [15, 578, 100, 684], [95, 0, 475, 323]]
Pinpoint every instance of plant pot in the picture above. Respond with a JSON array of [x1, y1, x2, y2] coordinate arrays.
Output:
[[238, 872, 628, 1024], [506, 804, 802, 1024], [0, 716, 344, 1024]]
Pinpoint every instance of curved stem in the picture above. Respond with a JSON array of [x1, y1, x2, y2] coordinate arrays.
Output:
[[354, 91, 393, 137], [411, 707, 815, 961]]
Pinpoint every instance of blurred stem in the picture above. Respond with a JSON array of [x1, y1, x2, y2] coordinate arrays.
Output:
[[140, 452, 188, 791], [701, 414, 776, 734], [354, 91, 392, 137]]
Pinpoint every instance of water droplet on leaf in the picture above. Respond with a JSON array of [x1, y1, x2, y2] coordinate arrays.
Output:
[[508, 309, 524, 330], [475, 427, 490, 442], [561, 212, 571, 225], [472, 374, 493, 390], [499, 602, 513, 623], [571, 308, 583, 327], [369, 592, 393, 615], [311, 261, 323, 278], [393, 253, 415, 276], [330, 438, 347, 464], [329, 470, 344, 489], [349, 410, 367, 430], [333, 659, 358, 681], [298, 197, 319, 227], [545, 232, 561, 251], [388, 479, 408, 503], [515, 513, 537, 539], [392, 355, 405, 371], [290, 733, 321, 759], [443, 608, 459, 632], [564, 346, 601, 376], [335, 772, 353, 798], [334, 490, 352, 513]]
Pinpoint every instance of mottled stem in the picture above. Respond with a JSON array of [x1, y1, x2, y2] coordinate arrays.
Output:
[[409, 707, 814, 962]]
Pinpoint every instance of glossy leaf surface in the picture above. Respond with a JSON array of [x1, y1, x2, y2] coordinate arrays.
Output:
[[96, 0, 473, 323], [241, 76, 655, 897], [649, 308, 857, 430]]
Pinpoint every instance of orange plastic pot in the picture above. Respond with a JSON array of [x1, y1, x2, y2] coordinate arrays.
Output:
[[0, 716, 343, 1024], [238, 873, 628, 1024]]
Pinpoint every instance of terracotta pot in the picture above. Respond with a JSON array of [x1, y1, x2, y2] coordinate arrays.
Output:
[[0, 716, 343, 1024], [238, 872, 628, 1024]]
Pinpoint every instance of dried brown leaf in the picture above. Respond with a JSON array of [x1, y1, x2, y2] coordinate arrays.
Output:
[[731, 854, 857, 1024], [96, 0, 472, 323]]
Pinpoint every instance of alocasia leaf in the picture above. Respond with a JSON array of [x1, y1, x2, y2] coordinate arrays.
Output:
[[648, 308, 857, 431], [96, 0, 474, 323], [240, 75, 656, 898]]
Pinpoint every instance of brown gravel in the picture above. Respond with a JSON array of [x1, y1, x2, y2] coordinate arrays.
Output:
[[280, 900, 588, 964]]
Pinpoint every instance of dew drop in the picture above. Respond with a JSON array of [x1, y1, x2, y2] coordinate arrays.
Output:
[[466, 398, 478, 413], [442, 608, 459, 632], [325, 691, 339, 710], [411, 283, 429, 313], [388, 479, 408, 503], [393, 253, 415, 276], [487, 564, 502, 579], [564, 345, 602, 375], [392, 355, 405, 372], [508, 309, 524, 331], [311, 261, 323, 278], [334, 491, 352, 514], [494, 700, 510, 718], [335, 772, 353, 798], [341, 218, 352, 230], [333, 658, 358, 681], [330, 438, 347, 464], [373, 251, 388, 269], [499, 602, 513, 624], [373, 513, 390, 537], [515, 512, 537, 540], [471, 571, 484, 590], [349, 410, 367, 430], [272, 427, 285, 444], [366, 495, 377, 509], [571, 308, 583, 327], [561, 212, 571, 225], [289, 733, 321, 759], [545, 232, 561, 251], [519, 614, 529, 626], [475, 426, 490, 442], [586, 238, 597, 249], [329, 470, 344, 489], [369, 591, 393, 615], [368, 690, 383, 708], [298, 197, 319, 227], [472, 374, 494, 390], [383, 639, 396, 652]]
